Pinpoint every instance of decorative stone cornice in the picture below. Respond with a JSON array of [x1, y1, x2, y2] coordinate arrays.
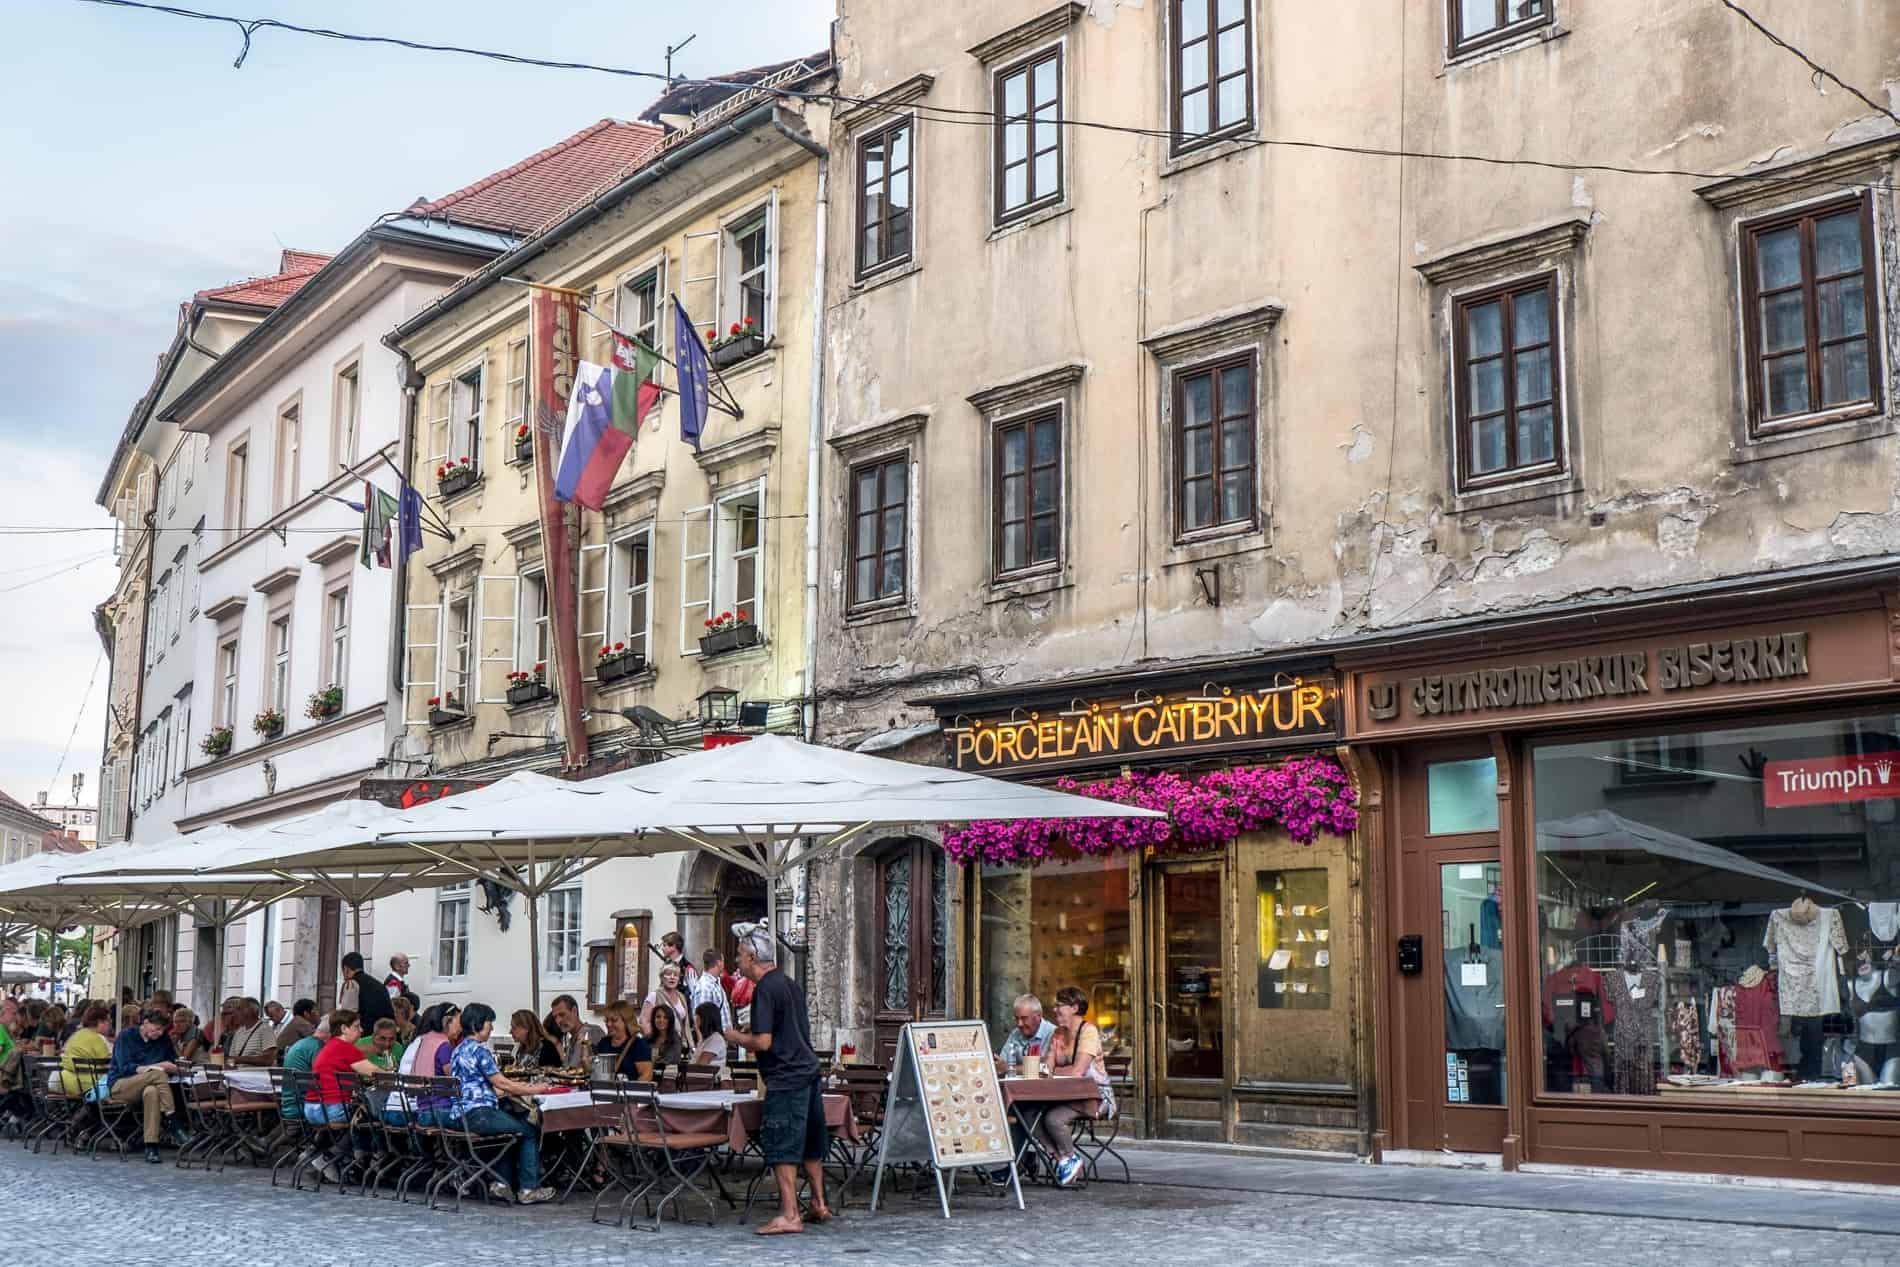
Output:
[[1414, 217, 1589, 286], [694, 426, 780, 485], [966, 362, 1086, 418], [202, 593, 247, 622], [305, 534, 357, 566], [602, 468, 668, 526], [836, 73, 935, 133], [968, 1, 1083, 64], [1141, 301, 1285, 362], [1696, 133, 1900, 209], [252, 566, 300, 596], [427, 544, 483, 582], [827, 408, 930, 460]]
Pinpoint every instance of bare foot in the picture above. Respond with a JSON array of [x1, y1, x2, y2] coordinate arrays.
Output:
[[757, 1215, 805, 1236], [805, 1204, 836, 1224]]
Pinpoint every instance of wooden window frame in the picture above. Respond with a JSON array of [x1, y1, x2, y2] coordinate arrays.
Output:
[[1447, 0, 1551, 58], [265, 603, 293, 717], [332, 356, 362, 470], [274, 398, 302, 514], [857, 115, 915, 278], [225, 433, 250, 543], [320, 581, 349, 697], [215, 633, 240, 730], [1169, 0, 1255, 154], [1451, 273, 1564, 492], [992, 45, 1064, 226], [1172, 351, 1260, 537], [1739, 192, 1882, 435], [848, 453, 910, 610], [991, 407, 1063, 579]]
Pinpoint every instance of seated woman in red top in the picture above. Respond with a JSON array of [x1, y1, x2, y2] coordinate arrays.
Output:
[[306, 1009, 384, 1126]]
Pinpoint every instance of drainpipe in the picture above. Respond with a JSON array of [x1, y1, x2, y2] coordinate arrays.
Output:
[[380, 333, 426, 734], [773, 111, 828, 746]]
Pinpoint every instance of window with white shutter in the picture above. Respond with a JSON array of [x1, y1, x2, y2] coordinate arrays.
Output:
[[678, 504, 714, 655], [402, 603, 441, 725], [577, 543, 610, 677], [475, 574, 518, 704]]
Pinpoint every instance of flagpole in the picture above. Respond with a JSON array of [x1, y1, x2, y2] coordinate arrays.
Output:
[[366, 451, 455, 541], [667, 293, 747, 421]]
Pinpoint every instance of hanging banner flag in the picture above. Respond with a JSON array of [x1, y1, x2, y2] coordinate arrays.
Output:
[[554, 334, 662, 510], [529, 283, 591, 769], [673, 298, 711, 451], [358, 480, 400, 569]]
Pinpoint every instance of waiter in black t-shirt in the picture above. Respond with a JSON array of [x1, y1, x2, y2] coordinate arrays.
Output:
[[724, 922, 833, 1236]]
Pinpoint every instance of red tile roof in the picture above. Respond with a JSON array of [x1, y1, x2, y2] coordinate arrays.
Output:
[[406, 119, 665, 237], [41, 830, 88, 855], [196, 248, 332, 309]]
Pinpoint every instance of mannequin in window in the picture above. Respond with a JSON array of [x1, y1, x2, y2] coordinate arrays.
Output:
[[1845, 942, 1899, 1080], [1764, 896, 1847, 1081], [1602, 908, 1666, 1095]]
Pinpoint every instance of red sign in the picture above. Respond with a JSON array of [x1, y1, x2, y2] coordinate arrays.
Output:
[[703, 734, 751, 750], [1763, 753, 1900, 808]]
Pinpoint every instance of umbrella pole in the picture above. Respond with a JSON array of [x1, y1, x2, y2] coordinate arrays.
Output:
[[350, 901, 362, 949], [525, 891, 542, 1016]]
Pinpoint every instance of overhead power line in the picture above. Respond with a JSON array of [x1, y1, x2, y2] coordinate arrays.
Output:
[[46, 652, 105, 801], [1716, 0, 1900, 131], [63, 0, 1889, 192]]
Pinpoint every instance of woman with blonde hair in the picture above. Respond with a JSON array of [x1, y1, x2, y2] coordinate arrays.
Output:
[[508, 1009, 562, 1072], [594, 1000, 652, 1081]]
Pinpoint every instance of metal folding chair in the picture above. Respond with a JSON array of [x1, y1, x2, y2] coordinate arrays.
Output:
[[274, 1067, 334, 1191], [21, 1055, 75, 1155], [390, 1075, 447, 1204], [426, 1078, 519, 1212], [73, 1057, 136, 1161], [588, 1078, 660, 1229]]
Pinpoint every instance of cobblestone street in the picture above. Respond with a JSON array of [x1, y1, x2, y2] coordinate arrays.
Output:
[[7, 1143, 1899, 1267]]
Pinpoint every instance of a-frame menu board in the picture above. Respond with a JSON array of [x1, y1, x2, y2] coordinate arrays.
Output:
[[868, 1020, 1023, 1218]]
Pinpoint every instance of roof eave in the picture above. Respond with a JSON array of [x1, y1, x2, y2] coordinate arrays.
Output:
[[389, 99, 786, 345]]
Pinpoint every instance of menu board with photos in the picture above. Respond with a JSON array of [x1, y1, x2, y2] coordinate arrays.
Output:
[[868, 1020, 1022, 1219]]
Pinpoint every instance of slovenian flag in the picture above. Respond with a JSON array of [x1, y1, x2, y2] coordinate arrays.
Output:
[[555, 334, 662, 510]]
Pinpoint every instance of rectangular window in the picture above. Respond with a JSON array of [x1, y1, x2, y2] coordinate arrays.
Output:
[[1454, 275, 1561, 489], [436, 883, 470, 980], [321, 584, 349, 694], [1742, 194, 1880, 431], [994, 47, 1063, 224], [726, 211, 771, 335], [156, 707, 173, 788], [1257, 868, 1331, 1009], [174, 687, 192, 781], [504, 339, 528, 443], [1426, 757, 1499, 834], [1533, 711, 1893, 1100], [424, 383, 452, 474], [333, 360, 361, 468], [1174, 353, 1256, 535], [187, 525, 203, 616], [445, 594, 472, 705], [453, 367, 483, 472], [275, 402, 301, 512], [613, 528, 653, 664], [1449, 0, 1549, 56], [858, 117, 914, 276], [1172, 0, 1253, 150], [517, 568, 550, 672], [547, 886, 583, 976], [993, 411, 1061, 576], [717, 489, 761, 623], [979, 853, 1132, 1062], [579, 543, 609, 671], [850, 456, 908, 608], [161, 460, 178, 521], [625, 272, 661, 356], [216, 636, 239, 729], [226, 438, 250, 542], [268, 611, 291, 716]]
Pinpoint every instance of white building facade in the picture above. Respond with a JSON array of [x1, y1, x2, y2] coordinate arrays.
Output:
[[161, 221, 512, 1014]]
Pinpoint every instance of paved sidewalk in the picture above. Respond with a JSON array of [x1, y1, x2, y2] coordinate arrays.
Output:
[[3, 1139, 1896, 1266], [1115, 1144, 1900, 1237]]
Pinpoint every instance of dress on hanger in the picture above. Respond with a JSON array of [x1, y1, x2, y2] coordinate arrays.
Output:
[[1603, 963, 1663, 1095], [1763, 901, 1848, 1017], [1670, 998, 1702, 1072], [1731, 968, 1782, 1073]]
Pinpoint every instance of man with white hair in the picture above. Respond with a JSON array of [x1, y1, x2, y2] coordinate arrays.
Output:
[[996, 994, 1055, 1071], [723, 923, 833, 1235]]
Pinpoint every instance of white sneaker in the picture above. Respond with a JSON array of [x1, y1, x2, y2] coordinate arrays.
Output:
[[518, 1186, 556, 1205]]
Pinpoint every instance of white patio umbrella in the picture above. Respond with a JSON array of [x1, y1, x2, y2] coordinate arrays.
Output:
[[195, 736, 1163, 1011], [0, 849, 180, 1002], [1536, 809, 1857, 901]]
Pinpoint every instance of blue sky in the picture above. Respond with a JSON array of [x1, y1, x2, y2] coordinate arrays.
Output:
[[0, 0, 831, 811]]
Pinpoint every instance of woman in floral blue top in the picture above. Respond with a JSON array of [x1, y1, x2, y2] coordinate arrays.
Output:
[[450, 1003, 557, 1204]]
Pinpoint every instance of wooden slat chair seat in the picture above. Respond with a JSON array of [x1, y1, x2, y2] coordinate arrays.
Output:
[[586, 1079, 660, 1228]]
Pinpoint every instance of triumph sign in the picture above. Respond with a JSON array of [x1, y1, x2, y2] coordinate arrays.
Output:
[[1762, 753, 1900, 809]]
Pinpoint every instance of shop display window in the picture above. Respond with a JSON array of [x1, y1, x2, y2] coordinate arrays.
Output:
[[1257, 868, 1332, 1010], [979, 852, 1132, 1059], [1533, 713, 1900, 1102]]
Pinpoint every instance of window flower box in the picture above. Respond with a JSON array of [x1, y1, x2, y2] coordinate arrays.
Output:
[[436, 458, 477, 498], [596, 644, 645, 685], [252, 709, 285, 740], [506, 666, 551, 705], [305, 686, 343, 721], [199, 726, 233, 759], [699, 610, 760, 657], [427, 693, 465, 728], [708, 318, 765, 370], [513, 424, 534, 465]]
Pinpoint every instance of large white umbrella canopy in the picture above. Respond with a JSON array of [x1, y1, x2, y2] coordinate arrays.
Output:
[[188, 736, 1162, 1010], [0, 847, 176, 931]]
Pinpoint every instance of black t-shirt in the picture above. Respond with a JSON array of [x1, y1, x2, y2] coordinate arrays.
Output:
[[352, 973, 394, 1027], [749, 967, 818, 1093]]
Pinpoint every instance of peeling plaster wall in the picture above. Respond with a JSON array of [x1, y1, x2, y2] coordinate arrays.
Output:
[[811, 0, 1900, 1044]]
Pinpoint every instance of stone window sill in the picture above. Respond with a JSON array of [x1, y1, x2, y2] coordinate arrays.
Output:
[[1163, 527, 1270, 569], [985, 570, 1071, 604], [1451, 470, 1583, 516], [844, 601, 916, 630], [1731, 408, 1893, 466]]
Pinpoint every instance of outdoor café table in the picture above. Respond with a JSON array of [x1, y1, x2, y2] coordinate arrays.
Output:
[[1001, 1076, 1099, 1181]]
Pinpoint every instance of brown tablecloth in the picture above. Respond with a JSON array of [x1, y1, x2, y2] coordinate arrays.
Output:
[[539, 1090, 855, 1148], [1001, 1076, 1099, 1107]]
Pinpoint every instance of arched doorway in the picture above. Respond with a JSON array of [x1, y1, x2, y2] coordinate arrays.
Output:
[[870, 836, 948, 1064], [713, 863, 766, 967]]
